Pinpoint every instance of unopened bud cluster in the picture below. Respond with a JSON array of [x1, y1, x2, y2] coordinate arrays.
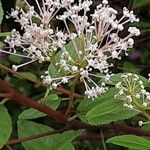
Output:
[[0, 0, 141, 99], [115, 73, 150, 111]]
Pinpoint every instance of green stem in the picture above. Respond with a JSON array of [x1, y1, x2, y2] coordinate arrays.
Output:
[[66, 74, 80, 116], [43, 88, 50, 98], [0, 98, 10, 105], [141, 110, 150, 121], [68, 115, 77, 122], [132, 97, 150, 120]]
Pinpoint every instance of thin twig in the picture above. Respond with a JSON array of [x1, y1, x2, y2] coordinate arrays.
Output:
[[66, 75, 79, 115], [5, 145, 13, 150], [0, 93, 11, 98], [128, 0, 134, 10], [7, 128, 69, 145], [101, 129, 107, 150], [103, 124, 150, 136]]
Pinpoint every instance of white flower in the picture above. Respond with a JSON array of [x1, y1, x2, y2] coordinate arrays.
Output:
[[12, 65, 18, 71], [138, 121, 143, 126], [102, 0, 108, 5], [0, 0, 141, 99], [128, 27, 140, 36], [148, 73, 150, 82], [61, 77, 68, 84], [123, 7, 139, 22], [127, 38, 134, 47], [115, 82, 122, 89], [41, 74, 52, 85], [71, 66, 78, 72], [1, 0, 62, 70], [126, 95, 132, 104]]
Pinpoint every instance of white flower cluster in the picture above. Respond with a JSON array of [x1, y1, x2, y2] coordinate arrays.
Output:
[[115, 73, 150, 111], [0, 0, 140, 99], [3, 0, 64, 71]]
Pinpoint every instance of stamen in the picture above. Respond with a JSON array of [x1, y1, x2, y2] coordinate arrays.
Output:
[[12, 59, 36, 71], [35, 0, 43, 17], [138, 121, 150, 126], [0, 49, 31, 58]]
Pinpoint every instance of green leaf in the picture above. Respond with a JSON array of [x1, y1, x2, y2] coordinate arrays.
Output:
[[19, 109, 45, 120], [131, 22, 150, 29], [0, 0, 4, 24], [123, 61, 141, 74], [77, 88, 138, 125], [142, 124, 150, 141], [19, 94, 60, 119], [43, 94, 60, 109], [76, 88, 118, 123], [86, 100, 121, 120], [48, 37, 84, 77], [0, 105, 12, 149], [7, 76, 32, 96], [142, 124, 150, 131], [48, 64, 60, 78], [8, 54, 22, 64], [133, 0, 150, 8], [0, 32, 11, 37], [19, 72, 38, 81], [106, 135, 150, 150], [16, 0, 27, 9], [93, 0, 102, 6], [0, 41, 5, 48], [65, 38, 79, 61], [110, 73, 149, 87], [49, 130, 80, 150], [18, 120, 78, 150], [141, 29, 150, 34], [87, 105, 138, 125], [18, 120, 55, 150], [62, 143, 75, 150]]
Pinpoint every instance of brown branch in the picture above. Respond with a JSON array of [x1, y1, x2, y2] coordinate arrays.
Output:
[[103, 124, 150, 136], [0, 78, 75, 125], [0, 78, 85, 128], [7, 128, 69, 145], [6, 124, 150, 145], [0, 64, 83, 99], [0, 93, 11, 98], [7, 129, 110, 145], [77, 130, 110, 141]]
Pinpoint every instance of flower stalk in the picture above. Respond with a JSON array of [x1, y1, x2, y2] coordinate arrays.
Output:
[[66, 73, 80, 116]]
